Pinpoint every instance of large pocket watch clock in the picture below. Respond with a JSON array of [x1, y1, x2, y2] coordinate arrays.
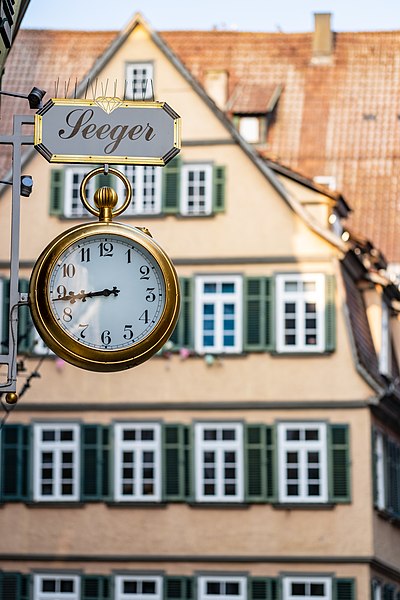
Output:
[[29, 167, 180, 372]]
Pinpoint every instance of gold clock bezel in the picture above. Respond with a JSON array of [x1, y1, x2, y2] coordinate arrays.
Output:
[[29, 221, 180, 372]]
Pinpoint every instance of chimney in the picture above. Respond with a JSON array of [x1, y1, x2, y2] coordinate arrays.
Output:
[[204, 70, 228, 110], [312, 13, 333, 64]]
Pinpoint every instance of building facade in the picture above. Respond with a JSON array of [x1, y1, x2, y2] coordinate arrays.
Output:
[[0, 14, 400, 600]]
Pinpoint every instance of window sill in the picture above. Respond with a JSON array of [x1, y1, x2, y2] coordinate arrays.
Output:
[[376, 508, 400, 526], [273, 503, 335, 510], [106, 501, 167, 508], [26, 501, 85, 508], [188, 502, 250, 509]]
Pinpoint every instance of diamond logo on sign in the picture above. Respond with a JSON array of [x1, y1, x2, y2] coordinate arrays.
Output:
[[94, 96, 123, 114], [34, 98, 181, 166]]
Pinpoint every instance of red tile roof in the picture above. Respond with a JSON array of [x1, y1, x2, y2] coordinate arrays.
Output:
[[2, 26, 400, 261]]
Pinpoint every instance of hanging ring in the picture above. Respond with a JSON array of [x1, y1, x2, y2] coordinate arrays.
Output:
[[80, 166, 132, 217]]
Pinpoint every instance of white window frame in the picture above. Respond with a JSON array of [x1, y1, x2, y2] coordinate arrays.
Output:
[[375, 431, 386, 511], [372, 580, 382, 600], [283, 576, 331, 600], [313, 176, 336, 191], [195, 422, 244, 502], [114, 575, 162, 600], [181, 163, 213, 216], [379, 300, 391, 376], [239, 116, 260, 143], [198, 576, 246, 600], [33, 574, 80, 600], [32, 328, 54, 356], [116, 165, 162, 215], [114, 422, 161, 502], [33, 423, 80, 502], [195, 275, 243, 354], [278, 422, 328, 503], [64, 167, 96, 218], [125, 62, 154, 100], [276, 273, 325, 353]]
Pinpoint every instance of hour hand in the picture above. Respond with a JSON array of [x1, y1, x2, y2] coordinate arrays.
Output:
[[85, 286, 120, 299]]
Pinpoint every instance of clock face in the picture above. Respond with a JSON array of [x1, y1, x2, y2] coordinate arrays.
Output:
[[48, 233, 166, 350]]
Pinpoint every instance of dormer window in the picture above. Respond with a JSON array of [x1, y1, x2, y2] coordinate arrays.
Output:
[[238, 116, 261, 143], [125, 62, 154, 100]]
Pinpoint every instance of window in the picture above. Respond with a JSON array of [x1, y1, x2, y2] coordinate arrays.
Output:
[[33, 424, 80, 501], [239, 117, 260, 143], [198, 576, 246, 600], [64, 167, 96, 218], [181, 163, 213, 216], [195, 422, 244, 502], [118, 165, 162, 215], [114, 423, 161, 501], [379, 300, 391, 376], [278, 423, 328, 503], [125, 62, 154, 100], [34, 575, 79, 600], [195, 275, 243, 354], [115, 575, 162, 600], [313, 176, 336, 191], [373, 429, 400, 518], [276, 274, 326, 352], [283, 577, 331, 600]]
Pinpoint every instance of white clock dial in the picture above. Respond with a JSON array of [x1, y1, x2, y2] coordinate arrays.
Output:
[[48, 233, 166, 350]]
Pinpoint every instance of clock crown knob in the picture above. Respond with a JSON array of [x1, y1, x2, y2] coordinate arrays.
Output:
[[94, 186, 118, 222]]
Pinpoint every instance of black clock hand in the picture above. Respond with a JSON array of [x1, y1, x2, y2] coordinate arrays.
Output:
[[54, 287, 120, 304], [85, 287, 120, 300]]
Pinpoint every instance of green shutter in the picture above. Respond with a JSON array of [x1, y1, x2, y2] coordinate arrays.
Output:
[[266, 425, 277, 502], [325, 274, 336, 352], [212, 165, 226, 213], [49, 169, 65, 215], [169, 278, 193, 349], [81, 575, 111, 600], [244, 277, 274, 351], [162, 156, 181, 213], [0, 572, 30, 600], [248, 577, 280, 600], [329, 424, 351, 503], [1, 424, 30, 501], [386, 438, 400, 516], [18, 279, 34, 354], [81, 425, 110, 501], [245, 425, 266, 502], [333, 579, 355, 600], [1, 278, 10, 353], [163, 424, 190, 501], [164, 576, 194, 600]]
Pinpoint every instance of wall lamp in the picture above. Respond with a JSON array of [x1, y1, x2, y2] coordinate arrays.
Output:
[[0, 176, 33, 197], [0, 86, 46, 109]]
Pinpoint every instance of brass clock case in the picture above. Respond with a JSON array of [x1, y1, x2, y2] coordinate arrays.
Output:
[[29, 221, 180, 372]]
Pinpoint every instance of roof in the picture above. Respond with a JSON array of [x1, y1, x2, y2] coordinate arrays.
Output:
[[2, 24, 400, 259]]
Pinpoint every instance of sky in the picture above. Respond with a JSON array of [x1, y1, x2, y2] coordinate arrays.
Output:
[[22, 0, 400, 33]]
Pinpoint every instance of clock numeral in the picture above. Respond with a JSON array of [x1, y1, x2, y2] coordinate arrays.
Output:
[[80, 247, 91, 262], [125, 248, 132, 264], [139, 265, 150, 280], [101, 329, 112, 345], [146, 288, 156, 302], [63, 307, 73, 322], [98, 242, 113, 257], [57, 284, 67, 298], [62, 264, 76, 278], [139, 309, 149, 324], [79, 323, 89, 339], [123, 325, 134, 340]]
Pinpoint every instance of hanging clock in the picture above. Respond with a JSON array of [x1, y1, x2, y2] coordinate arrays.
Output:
[[29, 167, 180, 372]]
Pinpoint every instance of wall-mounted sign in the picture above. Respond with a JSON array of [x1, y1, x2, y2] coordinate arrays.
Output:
[[34, 98, 181, 165]]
